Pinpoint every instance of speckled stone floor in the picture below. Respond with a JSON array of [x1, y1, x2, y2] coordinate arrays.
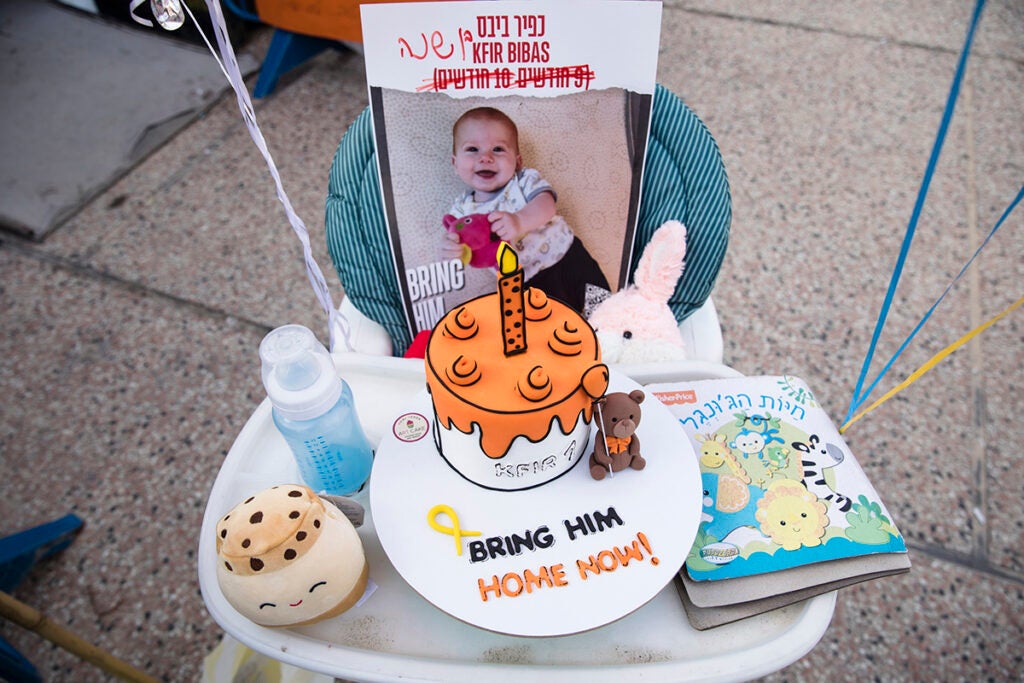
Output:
[[1, 2, 1021, 681]]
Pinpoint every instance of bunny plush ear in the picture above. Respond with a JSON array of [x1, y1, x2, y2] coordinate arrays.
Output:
[[632, 220, 687, 303]]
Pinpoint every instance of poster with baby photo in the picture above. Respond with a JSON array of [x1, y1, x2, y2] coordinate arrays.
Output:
[[360, 0, 663, 336]]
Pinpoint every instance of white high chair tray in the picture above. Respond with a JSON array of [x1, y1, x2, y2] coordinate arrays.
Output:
[[198, 354, 836, 682]]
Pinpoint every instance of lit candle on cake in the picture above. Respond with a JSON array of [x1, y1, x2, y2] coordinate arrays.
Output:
[[497, 242, 526, 356]]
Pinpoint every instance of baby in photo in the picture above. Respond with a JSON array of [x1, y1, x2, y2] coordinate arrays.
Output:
[[441, 106, 609, 313]]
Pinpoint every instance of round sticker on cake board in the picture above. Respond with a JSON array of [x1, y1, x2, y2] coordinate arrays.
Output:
[[370, 372, 702, 637]]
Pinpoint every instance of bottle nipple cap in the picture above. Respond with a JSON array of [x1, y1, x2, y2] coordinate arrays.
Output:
[[259, 325, 343, 420]]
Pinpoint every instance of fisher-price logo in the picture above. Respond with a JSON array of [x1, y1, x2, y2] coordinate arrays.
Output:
[[652, 389, 697, 406]]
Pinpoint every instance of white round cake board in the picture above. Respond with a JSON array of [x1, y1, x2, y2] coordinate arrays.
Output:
[[371, 372, 701, 637]]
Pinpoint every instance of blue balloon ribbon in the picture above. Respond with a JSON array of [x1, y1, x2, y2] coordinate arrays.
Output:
[[846, 0, 988, 425], [852, 184, 1023, 418]]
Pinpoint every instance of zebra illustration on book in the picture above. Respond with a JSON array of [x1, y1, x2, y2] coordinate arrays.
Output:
[[791, 434, 854, 516]]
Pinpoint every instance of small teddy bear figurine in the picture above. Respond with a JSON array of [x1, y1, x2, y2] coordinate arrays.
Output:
[[590, 389, 646, 480], [442, 213, 500, 269], [588, 220, 689, 363]]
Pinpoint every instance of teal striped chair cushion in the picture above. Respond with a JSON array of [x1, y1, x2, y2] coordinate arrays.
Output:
[[326, 84, 731, 356]]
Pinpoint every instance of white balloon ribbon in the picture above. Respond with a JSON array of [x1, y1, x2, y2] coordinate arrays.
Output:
[[166, 1, 351, 351]]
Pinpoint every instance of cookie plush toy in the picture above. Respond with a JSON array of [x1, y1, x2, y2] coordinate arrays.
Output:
[[590, 390, 646, 480], [215, 484, 368, 627], [443, 213, 500, 268]]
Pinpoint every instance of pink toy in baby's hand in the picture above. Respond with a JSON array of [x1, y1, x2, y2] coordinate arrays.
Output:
[[443, 213, 501, 269]]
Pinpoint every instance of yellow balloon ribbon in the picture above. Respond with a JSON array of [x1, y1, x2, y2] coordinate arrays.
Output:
[[840, 294, 1024, 433], [427, 504, 481, 556]]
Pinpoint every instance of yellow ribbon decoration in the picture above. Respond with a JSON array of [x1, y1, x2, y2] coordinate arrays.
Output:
[[427, 504, 481, 556], [840, 294, 1024, 433]]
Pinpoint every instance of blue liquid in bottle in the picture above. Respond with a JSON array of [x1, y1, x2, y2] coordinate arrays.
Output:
[[260, 325, 374, 496]]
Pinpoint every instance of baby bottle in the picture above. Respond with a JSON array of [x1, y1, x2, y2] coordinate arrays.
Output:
[[259, 325, 373, 495]]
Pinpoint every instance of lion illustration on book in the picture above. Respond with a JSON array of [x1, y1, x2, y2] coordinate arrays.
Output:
[[755, 479, 829, 551]]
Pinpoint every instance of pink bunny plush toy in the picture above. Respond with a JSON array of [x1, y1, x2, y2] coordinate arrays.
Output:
[[588, 220, 689, 363], [443, 213, 501, 269]]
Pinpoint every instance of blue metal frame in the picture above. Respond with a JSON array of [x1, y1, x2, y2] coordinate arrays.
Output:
[[0, 514, 84, 682]]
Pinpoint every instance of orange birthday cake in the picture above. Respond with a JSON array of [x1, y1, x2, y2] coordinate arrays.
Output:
[[425, 245, 609, 491]]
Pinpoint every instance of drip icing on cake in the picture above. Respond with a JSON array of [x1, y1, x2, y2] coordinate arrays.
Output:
[[425, 285, 608, 489]]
